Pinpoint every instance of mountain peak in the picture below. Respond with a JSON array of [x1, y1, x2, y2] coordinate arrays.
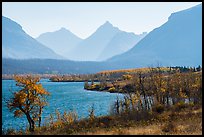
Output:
[[104, 21, 113, 26], [58, 27, 69, 32], [60, 27, 67, 30], [98, 21, 119, 31], [56, 27, 75, 35]]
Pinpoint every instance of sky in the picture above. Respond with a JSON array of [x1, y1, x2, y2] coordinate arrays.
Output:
[[2, 2, 201, 39]]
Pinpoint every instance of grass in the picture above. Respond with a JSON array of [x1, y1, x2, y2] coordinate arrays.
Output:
[[3, 104, 202, 135], [75, 106, 202, 135]]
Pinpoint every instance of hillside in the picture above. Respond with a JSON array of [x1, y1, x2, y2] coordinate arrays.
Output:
[[2, 16, 63, 59], [2, 58, 111, 74], [108, 4, 202, 68], [97, 32, 147, 61]]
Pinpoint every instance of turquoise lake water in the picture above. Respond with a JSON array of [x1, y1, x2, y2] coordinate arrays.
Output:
[[2, 79, 124, 131]]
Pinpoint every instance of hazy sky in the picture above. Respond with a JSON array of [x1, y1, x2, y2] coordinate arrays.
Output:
[[2, 2, 201, 39]]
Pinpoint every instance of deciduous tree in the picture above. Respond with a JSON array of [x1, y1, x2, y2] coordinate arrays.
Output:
[[6, 75, 50, 132]]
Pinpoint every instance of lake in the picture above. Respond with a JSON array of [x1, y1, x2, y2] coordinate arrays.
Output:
[[2, 79, 124, 131]]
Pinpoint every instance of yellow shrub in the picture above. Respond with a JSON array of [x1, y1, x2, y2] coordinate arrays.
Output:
[[108, 87, 116, 92]]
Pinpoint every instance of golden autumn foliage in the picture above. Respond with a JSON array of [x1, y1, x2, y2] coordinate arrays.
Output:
[[122, 74, 133, 80], [97, 67, 171, 75], [6, 75, 50, 132], [90, 67, 202, 115], [3, 68, 202, 135]]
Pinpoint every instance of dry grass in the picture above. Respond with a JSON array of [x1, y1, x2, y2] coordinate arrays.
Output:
[[78, 124, 163, 135], [75, 107, 202, 135], [3, 104, 202, 135], [97, 67, 170, 75]]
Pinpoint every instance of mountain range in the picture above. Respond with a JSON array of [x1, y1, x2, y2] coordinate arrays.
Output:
[[2, 4, 202, 74], [36, 21, 147, 61]]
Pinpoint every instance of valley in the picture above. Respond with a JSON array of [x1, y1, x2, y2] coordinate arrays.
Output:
[[2, 2, 202, 135]]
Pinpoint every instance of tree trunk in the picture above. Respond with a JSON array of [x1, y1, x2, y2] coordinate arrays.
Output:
[[116, 98, 120, 114], [166, 92, 169, 106], [26, 113, 35, 132], [38, 117, 41, 127], [38, 106, 43, 127]]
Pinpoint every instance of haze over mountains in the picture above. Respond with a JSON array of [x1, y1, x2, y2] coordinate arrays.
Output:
[[2, 16, 63, 59], [36, 27, 83, 58], [2, 4, 202, 74], [97, 31, 147, 61], [66, 21, 147, 61], [108, 4, 202, 68], [36, 21, 147, 61]]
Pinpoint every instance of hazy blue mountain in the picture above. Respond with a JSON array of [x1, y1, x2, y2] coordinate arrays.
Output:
[[67, 21, 146, 61], [108, 4, 202, 68], [3, 4, 201, 75], [2, 16, 63, 59], [67, 21, 120, 61], [36, 27, 82, 58], [97, 31, 147, 61]]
